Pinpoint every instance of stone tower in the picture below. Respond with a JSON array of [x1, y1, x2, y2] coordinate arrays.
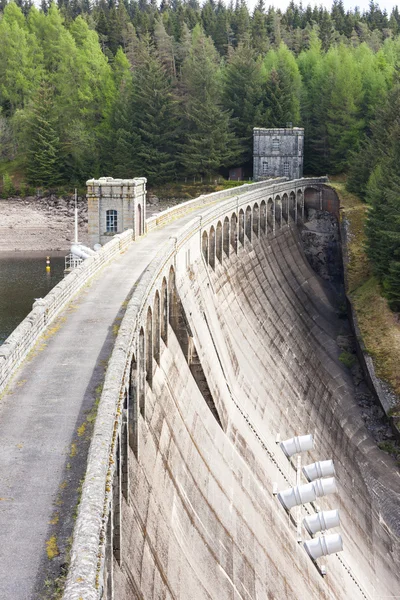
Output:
[[253, 127, 304, 181], [86, 177, 147, 247]]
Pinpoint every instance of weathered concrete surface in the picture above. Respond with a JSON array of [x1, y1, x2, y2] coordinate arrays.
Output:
[[301, 208, 343, 283], [0, 210, 205, 600], [113, 226, 400, 598]]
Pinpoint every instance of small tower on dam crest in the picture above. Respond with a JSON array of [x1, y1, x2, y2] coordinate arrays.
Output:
[[253, 127, 304, 181], [86, 177, 147, 247]]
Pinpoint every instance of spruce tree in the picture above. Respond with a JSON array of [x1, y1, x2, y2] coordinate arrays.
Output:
[[25, 80, 62, 187], [130, 37, 180, 183], [261, 43, 301, 128], [180, 25, 239, 176], [223, 41, 263, 164], [365, 134, 400, 311]]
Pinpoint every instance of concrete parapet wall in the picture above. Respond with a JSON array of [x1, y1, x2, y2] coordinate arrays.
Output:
[[0, 230, 132, 397], [145, 177, 292, 233]]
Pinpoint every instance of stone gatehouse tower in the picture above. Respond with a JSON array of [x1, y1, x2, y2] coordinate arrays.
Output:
[[253, 127, 304, 181], [86, 177, 147, 247]]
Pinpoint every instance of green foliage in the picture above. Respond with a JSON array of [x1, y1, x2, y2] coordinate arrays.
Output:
[[0, 2, 42, 114], [339, 350, 356, 368], [223, 42, 263, 163], [24, 80, 62, 187], [181, 25, 239, 176], [262, 43, 301, 127], [2, 172, 16, 198], [129, 38, 180, 183], [377, 440, 399, 455], [0, 0, 400, 197], [363, 96, 400, 311]]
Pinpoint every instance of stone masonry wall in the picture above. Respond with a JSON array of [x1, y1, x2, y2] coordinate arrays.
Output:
[[253, 127, 304, 180]]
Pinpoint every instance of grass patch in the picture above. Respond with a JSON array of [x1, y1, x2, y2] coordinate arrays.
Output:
[[339, 351, 356, 368], [334, 178, 400, 395], [46, 536, 59, 560], [330, 180, 371, 293], [77, 422, 86, 437], [377, 441, 399, 455]]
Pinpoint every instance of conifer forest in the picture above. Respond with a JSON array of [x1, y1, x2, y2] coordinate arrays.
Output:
[[0, 0, 400, 306]]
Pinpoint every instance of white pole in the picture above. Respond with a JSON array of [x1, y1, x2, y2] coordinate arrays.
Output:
[[74, 188, 78, 244]]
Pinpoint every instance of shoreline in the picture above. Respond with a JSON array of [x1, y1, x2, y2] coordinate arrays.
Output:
[[0, 196, 89, 253], [0, 194, 178, 253]]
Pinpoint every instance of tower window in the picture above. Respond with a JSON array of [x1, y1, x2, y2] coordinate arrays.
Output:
[[262, 161, 268, 175], [106, 209, 118, 233], [272, 138, 280, 152], [284, 162, 290, 176]]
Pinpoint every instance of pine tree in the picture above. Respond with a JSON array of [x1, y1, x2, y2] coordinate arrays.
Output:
[[0, 2, 43, 115], [108, 81, 139, 178], [364, 110, 400, 311], [347, 80, 399, 197], [130, 37, 180, 183], [154, 17, 176, 78], [25, 80, 62, 187], [223, 41, 263, 163], [261, 42, 301, 128], [251, 0, 269, 56], [180, 25, 239, 175]]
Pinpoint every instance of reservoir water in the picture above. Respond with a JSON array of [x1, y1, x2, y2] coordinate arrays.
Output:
[[0, 254, 65, 345]]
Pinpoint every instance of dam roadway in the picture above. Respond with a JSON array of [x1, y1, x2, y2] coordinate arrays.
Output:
[[0, 207, 207, 600], [1, 178, 400, 600]]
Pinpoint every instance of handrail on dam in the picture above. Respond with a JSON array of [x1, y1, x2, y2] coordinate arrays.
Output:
[[0, 230, 133, 397], [62, 176, 334, 600]]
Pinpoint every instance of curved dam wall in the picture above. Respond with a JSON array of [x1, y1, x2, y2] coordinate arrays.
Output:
[[64, 179, 400, 600]]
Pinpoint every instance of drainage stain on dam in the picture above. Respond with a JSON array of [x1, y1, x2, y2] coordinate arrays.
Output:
[[111, 223, 400, 599]]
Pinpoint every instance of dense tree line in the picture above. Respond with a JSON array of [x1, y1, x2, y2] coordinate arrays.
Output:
[[1, 0, 399, 308], [347, 81, 400, 311], [1, 0, 399, 184]]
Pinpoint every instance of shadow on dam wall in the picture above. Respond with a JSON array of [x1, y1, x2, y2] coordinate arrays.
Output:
[[113, 223, 400, 599]]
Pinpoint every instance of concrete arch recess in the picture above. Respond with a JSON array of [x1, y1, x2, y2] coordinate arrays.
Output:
[[289, 191, 296, 221], [216, 221, 223, 264], [267, 198, 274, 233], [296, 190, 304, 221], [128, 351, 138, 456], [282, 193, 289, 224], [161, 277, 168, 345], [231, 213, 238, 253], [145, 307, 153, 388], [223, 217, 230, 257], [245, 205, 252, 241], [138, 328, 145, 417], [202, 230, 208, 264], [260, 200, 267, 234], [209, 226, 216, 270], [153, 291, 161, 366], [253, 203, 260, 237], [239, 209, 245, 246], [275, 195, 282, 229]]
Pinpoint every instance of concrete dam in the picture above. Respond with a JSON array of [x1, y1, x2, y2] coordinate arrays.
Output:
[[0, 178, 399, 600]]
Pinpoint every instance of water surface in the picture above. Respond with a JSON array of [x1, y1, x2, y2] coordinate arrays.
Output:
[[0, 254, 65, 344]]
